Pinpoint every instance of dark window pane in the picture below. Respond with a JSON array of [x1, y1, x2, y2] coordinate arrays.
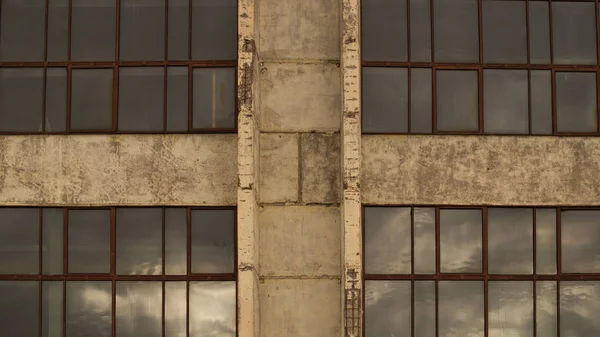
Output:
[[365, 281, 411, 336], [410, 68, 432, 134], [489, 281, 533, 337], [71, 69, 113, 130], [410, 0, 431, 62], [552, 2, 597, 65], [118, 67, 164, 132], [0, 281, 39, 336], [191, 209, 235, 273], [165, 282, 186, 337], [116, 282, 162, 337], [483, 69, 528, 134], [530, 70, 552, 135], [165, 208, 187, 275], [440, 209, 482, 273], [556, 72, 597, 133], [191, 0, 237, 60], [488, 208, 533, 274], [45, 68, 68, 132], [561, 210, 600, 273], [537, 281, 557, 337], [168, 0, 189, 60], [434, 0, 479, 62], [362, 67, 409, 133], [68, 209, 111, 273], [0, 68, 44, 132], [560, 282, 600, 336], [120, 0, 165, 61], [536, 209, 556, 275], [414, 281, 435, 337], [365, 207, 411, 274], [414, 208, 435, 274], [116, 208, 162, 275], [189, 281, 236, 337], [42, 281, 64, 337], [43, 208, 64, 275], [362, 0, 408, 62], [66, 281, 112, 337], [482, 0, 527, 64], [0, 208, 39, 274], [0, 0, 45, 61], [436, 70, 478, 131], [438, 281, 484, 337], [529, 2, 551, 64], [71, 0, 116, 61], [192, 68, 236, 129], [166, 67, 189, 132], [47, 0, 69, 62]]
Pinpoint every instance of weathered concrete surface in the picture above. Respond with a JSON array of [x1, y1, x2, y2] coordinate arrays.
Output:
[[260, 279, 341, 337], [260, 205, 340, 277], [0, 135, 236, 205], [363, 135, 600, 205], [301, 133, 340, 204], [259, 63, 340, 132], [260, 133, 299, 203]]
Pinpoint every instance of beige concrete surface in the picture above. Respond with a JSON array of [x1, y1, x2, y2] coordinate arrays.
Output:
[[259, 133, 299, 203], [301, 133, 340, 204]]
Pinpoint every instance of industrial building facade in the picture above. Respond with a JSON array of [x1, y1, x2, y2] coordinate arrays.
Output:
[[0, 0, 599, 336]]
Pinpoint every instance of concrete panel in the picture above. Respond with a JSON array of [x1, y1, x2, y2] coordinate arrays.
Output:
[[259, 133, 299, 203], [260, 279, 341, 337], [362, 135, 600, 205], [259, 0, 339, 60], [0, 134, 237, 205], [260, 205, 340, 277], [259, 63, 340, 132], [301, 133, 340, 203]]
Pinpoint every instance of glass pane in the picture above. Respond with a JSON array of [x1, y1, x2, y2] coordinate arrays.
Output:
[[0, 68, 44, 132], [191, 209, 235, 273], [71, 69, 114, 130], [529, 2, 551, 64], [71, 0, 116, 61], [45, 68, 68, 132], [191, 0, 237, 60], [410, 0, 431, 62], [362, 0, 408, 61], [47, 0, 69, 61], [414, 281, 435, 337], [116, 208, 162, 275], [440, 209, 482, 273], [68, 209, 111, 273], [536, 209, 557, 275], [66, 281, 112, 337], [552, 2, 597, 65], [560, 282, 600, 336], [120, 0, 165, 61], [411, 68, 432, 134], [488, 281, 533, 337], [166, 67, 189, 132], [0, 0, 45, 61], [165, 282, 186, 337], [436, 70, 479, 132], [414, 207, 435, 274], [43, 208, 64, 275], [434, 0, 479, 62], [192, 68, 236, 129], [0, 208, 39, 274], [438, 281, 484, 337], [561, 210, 600, 273], [362, 67, 409, 133], [0, 281, 39, 336], [189, 281, 236, 337], [43, 281, 64, 337], [116, 282, 162, 337], [536, 281, 557, 337], [556, 72, 597, 133], [165, 208, 187, 275], [482, 1, 527, 63], [118, 67, 164, 132], [530, 70, 552, 135], [168, 0, 189, 60], [483, 69, 528, 134], [365, 207, 411, 274], [488, 208, 533, 274], [365, 280, 411, 336]]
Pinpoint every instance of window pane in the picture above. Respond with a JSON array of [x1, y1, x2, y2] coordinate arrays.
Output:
[[411, 68, 432, 134], [43, 281, 64, 337], [47, 0, 69, 62], [66, 281, 112, 337], [191, 0, 237, 60], [410, 0, 431, 62], [365, 281, 411, 336], [192, 68, 236, 129], [116, 282, 162, 337], [43, 208, 64, 275], [0, 0, 45, 61], [168, 0, 189, 60], [166, 282, 187, 337], [530, 70, 552, 135], [0, 281, 39, 336], [482, 0, 527, 64], [560, 282, 600, 336], [414, 207, 435, 274], [189, 281, 236, 337], [436, 70, 478, 132], [71, 69, 114, 130], [362, 67, 409, 133], [118, 67, 164, 132], [556, 72, 597, 133], [561, 210, 600, 273], [536, 281, 557, 337], [414, 281, 435, 337], [365, 207, 411, 274], [438, 281, 484, 337], [191, 209, 235, 273], [0, 208, 39, 274], [488, 281, 533, 337], [45, 68, 68, 132], [536, 209, 556, 275], [488, 208, 533, 274], [166, 208, 187, 275], [120, 0, 164, 61], [440, 209, 482, 273], [71, 0, 116, 61], [434, 0, 479, 62], [166, 67, 189, 132], [362, 0, 408, 62], [68, 209, 111, 273], [552, 2, 597, 65], [483, 69, 528, 134], [529, 2, 551, 65], [0, 68, 44, 132], [116, 208, 162, 275]]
